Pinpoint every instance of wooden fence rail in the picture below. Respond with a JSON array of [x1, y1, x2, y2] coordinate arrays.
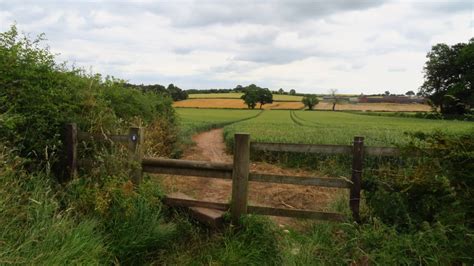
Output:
[[65, 123, 144, 185], [66, 122, 406, 225]]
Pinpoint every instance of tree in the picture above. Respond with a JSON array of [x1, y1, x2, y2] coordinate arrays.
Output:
[[328, 89, 342, 111], [406, 90, 415, 96], [234, 85, 244, 92], [167, 83, 188, 101], [420, 38, 474, 115], [302, 95, 319, 110], [384, 90, 390, 96], [289, 89, 296, 95], [241, 89, 257, 109], [258, 88, 273, 109], [240, 84, 273, 109], [278, 88, 284, 94]]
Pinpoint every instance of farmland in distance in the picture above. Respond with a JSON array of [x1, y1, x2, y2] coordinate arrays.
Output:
[[176, 108, 474, 147]]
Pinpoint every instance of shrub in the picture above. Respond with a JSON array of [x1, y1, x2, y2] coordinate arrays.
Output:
[[364, 131, 474, 229], [0, 25, 177, 172]]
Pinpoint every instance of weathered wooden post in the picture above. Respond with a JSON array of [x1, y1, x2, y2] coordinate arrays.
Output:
[[128, 127, 144, 186], [65, 123, 78, 181], [231, 133, 250, 225], [350, 136, 364, 223]]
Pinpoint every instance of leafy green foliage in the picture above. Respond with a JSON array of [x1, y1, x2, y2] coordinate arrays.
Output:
[[420, 38, 474, 115], [240, 84, 274, 109], [364, 131, 474, 229], [0, 25, 176, 170], [301, 94, 319, 110]]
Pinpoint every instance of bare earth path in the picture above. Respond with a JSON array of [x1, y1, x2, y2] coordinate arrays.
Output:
[[158, 128, 342, 226]]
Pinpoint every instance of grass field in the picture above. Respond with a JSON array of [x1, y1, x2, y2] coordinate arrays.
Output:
[[175, 99, 431, 112], [188, 93, 303, 101], [176, 109, 473, 147], [176, 108, 261, 142]]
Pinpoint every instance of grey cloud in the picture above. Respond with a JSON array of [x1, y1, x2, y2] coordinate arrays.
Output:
[[238, 28, 280, 44], [412, 1, 472, 13], [210, 61, 261, 74], [145, 0, 388, 27], [235, 46, 311, 64]]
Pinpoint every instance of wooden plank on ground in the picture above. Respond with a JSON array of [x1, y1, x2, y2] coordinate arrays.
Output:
[[251, 142, 353, 155], [163, 192, 228, 228], [247, 205, 345, 222], [248, 172, 351, 188]]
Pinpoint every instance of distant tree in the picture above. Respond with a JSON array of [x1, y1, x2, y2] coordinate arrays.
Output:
[[420, 38, 474, 115], [258, 88, 273, 109], [234, 85, 244, 92], [289, 89, 296, 95], [240, 84, 273, 109], [384, 90, 390, 96], [278, 88, 284, 94], [302, 95, 319, 110], [406, 90, 415, 96], [167, 83, 188, 101], [329, 89, 342, 111], [241, 85, 258, 109]]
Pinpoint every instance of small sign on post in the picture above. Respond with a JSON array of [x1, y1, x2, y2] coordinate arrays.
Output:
[[350, 136, 364, 223], [231, 133, 250, 225], [128, 127, 144, 186]]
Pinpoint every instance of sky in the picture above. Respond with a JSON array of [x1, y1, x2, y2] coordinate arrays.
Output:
[[0, 0, 472, 94]]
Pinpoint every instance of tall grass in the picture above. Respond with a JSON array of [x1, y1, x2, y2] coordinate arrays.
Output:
[[0, 146, 107, 264]]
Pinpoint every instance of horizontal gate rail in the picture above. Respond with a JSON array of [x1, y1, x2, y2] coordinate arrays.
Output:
[[251, 142, 352, 155], [251, 142, 402, 157], [248, 172, 351, 188], [142, 158, 233, 179], [162, 197, 345, 222]]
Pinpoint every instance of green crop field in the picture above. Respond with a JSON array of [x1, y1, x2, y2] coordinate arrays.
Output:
[[188, 93, 303, 102], [177, 109, 473, 147], [176, 108, 261, 140], [224, 110, 473, 147]]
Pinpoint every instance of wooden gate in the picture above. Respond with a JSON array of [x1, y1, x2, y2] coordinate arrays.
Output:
[[66, 123, 400, 225]]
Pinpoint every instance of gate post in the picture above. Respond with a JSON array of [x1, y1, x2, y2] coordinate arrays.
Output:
[[350, 136, 364, 223], [128, 127, 144, 186], [65, 123, 78, 181], [231, 133, 250, 225]]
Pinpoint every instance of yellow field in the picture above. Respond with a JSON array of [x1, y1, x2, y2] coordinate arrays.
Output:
[[188, 93, 303, 101], [174, 99, 304, 109], [174, 99, 431, 111]]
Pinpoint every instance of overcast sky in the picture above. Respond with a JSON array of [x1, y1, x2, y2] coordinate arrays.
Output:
[[0, 0, 472, 94]]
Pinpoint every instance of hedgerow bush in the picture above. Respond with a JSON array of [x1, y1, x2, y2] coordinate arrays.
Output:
[[364, 131, 474, 230], [0, 25, 180, 264], [0, 25, 177, 170]]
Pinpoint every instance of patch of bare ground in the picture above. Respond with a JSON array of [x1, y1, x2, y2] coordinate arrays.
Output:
[[157, 128, 344, 228]]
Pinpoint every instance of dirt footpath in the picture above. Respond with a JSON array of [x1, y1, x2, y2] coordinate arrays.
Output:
[[158, 128, 343, 226]]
